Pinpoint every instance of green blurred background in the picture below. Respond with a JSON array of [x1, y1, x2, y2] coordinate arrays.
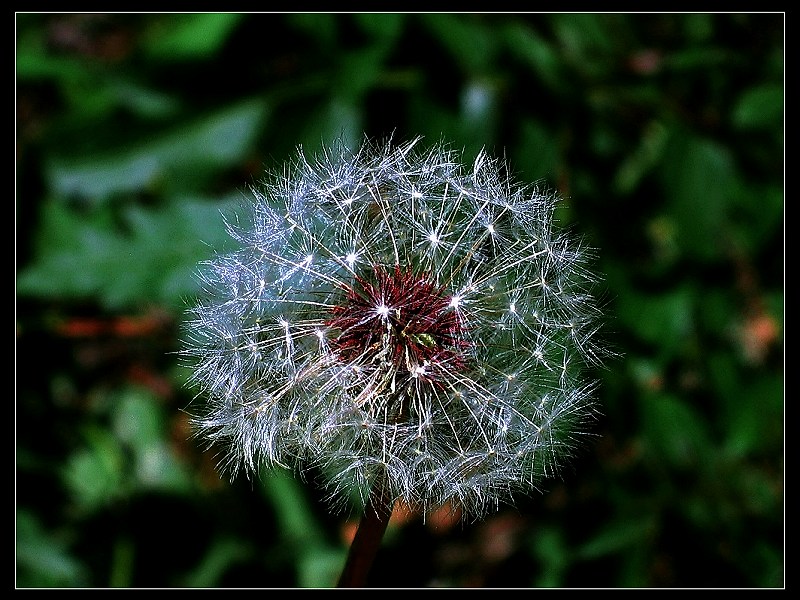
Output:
[[15, 13, 783, 588]]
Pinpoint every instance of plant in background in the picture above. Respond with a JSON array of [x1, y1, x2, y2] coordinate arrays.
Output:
[[183, 136, 607, 587]]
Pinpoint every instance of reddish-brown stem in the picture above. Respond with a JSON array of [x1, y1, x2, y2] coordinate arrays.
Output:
[[336, 482, 394, 588]]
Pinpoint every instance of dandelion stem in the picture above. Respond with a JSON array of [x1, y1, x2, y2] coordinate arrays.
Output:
[[337, 479, 394, 588]]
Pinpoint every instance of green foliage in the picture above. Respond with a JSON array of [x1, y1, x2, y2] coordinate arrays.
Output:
[[16, 13, 782, 588], [60, 387, 194, 515], [261, 472, 346, 587], [732, 83, 783, 130], [16, 510, 90, 587], [45, 99, 268, 200], [142, 14, 245, 61], [17, 195, 241, 309]]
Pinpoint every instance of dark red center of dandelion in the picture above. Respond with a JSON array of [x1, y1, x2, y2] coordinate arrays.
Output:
[[326, 265, 469, 385]]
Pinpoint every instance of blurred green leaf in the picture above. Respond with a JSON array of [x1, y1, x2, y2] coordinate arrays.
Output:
[[575, 515, 657, 560], [550, 13, 622, 76], [113, 387, 165, 448], [16, 48, 117, 119], [143, 14, 244, 60], [334, 46, 388, 101], [16, 510, 89, 587], [298, 98, 363, 157], [628, 357, 665, 390], [180, 537, 253, 587], [683, 13, 715, 42], [16, 28, 93, 83], [260, 470, 344, 587], [261, 470, 325, 548], [514, 118, 559, 184], [747, 541, 784, 587], [737, 463, 782, 516], [729, 183, 783, 255], [732, 83, 783, 130], [58, 74, 120, 119], [721, 374, 783, 459], [529, 525, 570, 588], [658, 130, 737, 261], [112, 387, 193, 493], [613, 121, 669, 195], [286, 13, 339, 48], [409, 96, 461, 146], [458, 77, 501, 150], [640, 393, 714, 468], [353, 13, 405, 42], [297, 547, 347, 588], [503, 22, 567, 94], [696, 289, 736, 340], [662, 47, 731, 71], [617, 546, 652, 588], [47, 152, 160, 201], [62, 426, 127, 513], [45, 98, 268, 200], [17, 30, 179, 120], [17, 195, 241, 309], [109, 536, 135, 588], [108, 79, 182, 119], [616, 286, 695, 354], [421, 14, 496, 75], [132, 442, 193, 493]]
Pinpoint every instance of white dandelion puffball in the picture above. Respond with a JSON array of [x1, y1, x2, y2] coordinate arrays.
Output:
[[184, 136, 606, 518]]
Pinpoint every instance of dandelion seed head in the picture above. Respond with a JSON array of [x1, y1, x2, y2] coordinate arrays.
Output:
[[184, 136, 608, 519]]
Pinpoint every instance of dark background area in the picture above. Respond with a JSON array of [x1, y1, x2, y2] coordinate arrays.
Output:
[[16, 13, 783, 588]]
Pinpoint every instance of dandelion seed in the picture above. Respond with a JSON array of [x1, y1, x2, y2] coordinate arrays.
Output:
[[183, 136, 609, 585]]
